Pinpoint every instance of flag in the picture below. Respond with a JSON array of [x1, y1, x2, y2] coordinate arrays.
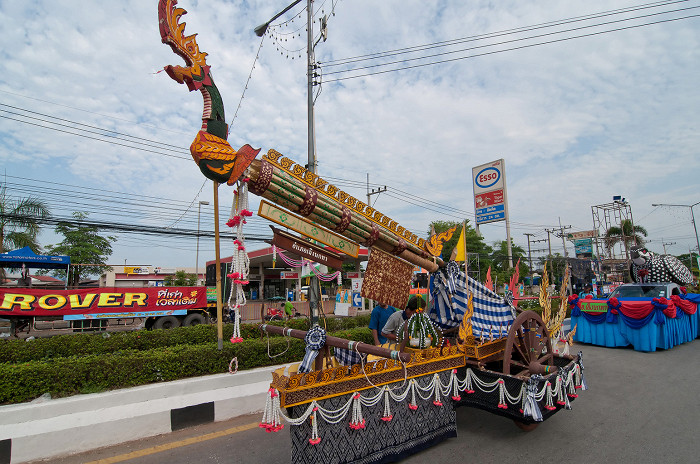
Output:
[[485, 266, 493, 291], [453, 225, 466, 262], [428, 266, 514, 338]]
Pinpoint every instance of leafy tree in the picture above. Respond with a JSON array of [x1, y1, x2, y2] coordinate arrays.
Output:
[[0, 183, 50, 254], [163, 270, 197, 286], [489, 240, 527, 286], [604, 219, 647, 258], [427, 219, 492, 280], [43, 212, 116, 287]]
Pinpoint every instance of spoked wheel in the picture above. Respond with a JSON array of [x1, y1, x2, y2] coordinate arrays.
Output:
[[503, 310, 555, 377]]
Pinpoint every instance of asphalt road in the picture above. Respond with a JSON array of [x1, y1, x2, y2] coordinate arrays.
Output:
[[43, 340, 700, 464]]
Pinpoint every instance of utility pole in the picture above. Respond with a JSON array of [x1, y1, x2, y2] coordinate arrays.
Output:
[[256, 0, 324, 325], [661, 240, 676, 255], [524, 233, 534, 292], [364, 174, 386, 310], [366, 173, 387, 208]]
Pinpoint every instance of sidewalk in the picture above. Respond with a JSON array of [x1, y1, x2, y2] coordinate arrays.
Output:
[[0, 364, 287, 464]]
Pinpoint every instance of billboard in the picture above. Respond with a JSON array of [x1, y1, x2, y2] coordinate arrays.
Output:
[[472, 159, 507, 225]]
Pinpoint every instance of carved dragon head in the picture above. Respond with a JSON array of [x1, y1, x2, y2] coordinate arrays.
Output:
[[158, 0, 212, 91]]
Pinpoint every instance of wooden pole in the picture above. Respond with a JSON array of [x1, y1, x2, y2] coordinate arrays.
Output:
[[214, 181, 223, 350], [260, 324, 412, 363]]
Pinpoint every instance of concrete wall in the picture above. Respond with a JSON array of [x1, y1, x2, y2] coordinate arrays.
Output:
[[0, 364, 284, 464]]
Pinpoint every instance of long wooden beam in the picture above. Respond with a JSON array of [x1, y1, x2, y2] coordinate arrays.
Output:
[[260, 324, 412, 363]]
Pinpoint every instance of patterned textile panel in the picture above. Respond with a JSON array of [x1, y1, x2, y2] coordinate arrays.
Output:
[[454, 355, 578, 423], [429, 268, 515, 338], [289, 371, 457, 464], [361, 248, 414, 310]]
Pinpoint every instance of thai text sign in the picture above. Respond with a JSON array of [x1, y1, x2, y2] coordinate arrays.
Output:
[[280, 271, 300, 279], [258, 200, 359, 257], [270, 227, 344, 270], [0, 287, 206, 317]]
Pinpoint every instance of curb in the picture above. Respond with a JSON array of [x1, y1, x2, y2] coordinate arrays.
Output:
[[0, 364, 284, 464]]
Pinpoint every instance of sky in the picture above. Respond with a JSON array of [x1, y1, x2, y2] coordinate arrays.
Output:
[[0, 0, 699, 273]]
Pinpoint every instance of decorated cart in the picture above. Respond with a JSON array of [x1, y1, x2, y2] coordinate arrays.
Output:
[[156, 2, 587, 462]]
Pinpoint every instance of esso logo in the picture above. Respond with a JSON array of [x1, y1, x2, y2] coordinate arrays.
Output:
[[475, 167, 501, 189]]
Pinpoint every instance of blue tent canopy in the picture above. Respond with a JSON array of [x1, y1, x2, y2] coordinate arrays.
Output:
[[0, 247, 70, 269]]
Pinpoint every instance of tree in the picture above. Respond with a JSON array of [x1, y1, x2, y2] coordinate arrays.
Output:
[[604, 219, 647, 258], [163, 270, 197, 286], [44, 212, 116, 287], [489, 240, 527, 287], [0, 183, 50, 254], [427, 219, 492, 280]]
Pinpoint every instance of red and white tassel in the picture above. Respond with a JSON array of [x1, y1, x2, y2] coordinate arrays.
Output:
[[432, 374, 443, 406], [451, 370, 461, 401], [497, 379, 508, 409], [408, 380, 418, 411], [309, 407, 321, 445], [350, 393, 366, 429], [544, 381, 556, 410], [381, 388, 393, 422], [227, 177, 251, 343], [259, 388, 284, 432]]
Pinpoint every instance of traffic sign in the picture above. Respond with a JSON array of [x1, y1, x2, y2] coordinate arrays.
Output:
[[352, 292, 363, 307]]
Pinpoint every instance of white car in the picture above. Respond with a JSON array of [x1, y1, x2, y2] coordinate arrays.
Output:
[[609, 282, 683, 299]]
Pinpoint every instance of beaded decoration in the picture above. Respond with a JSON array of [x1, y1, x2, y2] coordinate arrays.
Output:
[[226, 174, 253, 343]]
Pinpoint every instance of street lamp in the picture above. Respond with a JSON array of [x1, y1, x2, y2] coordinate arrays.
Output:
[[652, 201, 700, 258], [196, 201, 210, 285]]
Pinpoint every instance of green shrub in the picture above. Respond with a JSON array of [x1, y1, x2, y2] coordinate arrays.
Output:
[[0, 315, 374, 364], [0, 324, 374, 404]]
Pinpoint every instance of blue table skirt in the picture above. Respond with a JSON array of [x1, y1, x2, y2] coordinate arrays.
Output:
[[572, 310, 699, 352]]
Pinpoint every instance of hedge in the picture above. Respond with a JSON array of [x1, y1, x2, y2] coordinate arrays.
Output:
[[0, 323, 373, 404], [0, 315, 372, 364]]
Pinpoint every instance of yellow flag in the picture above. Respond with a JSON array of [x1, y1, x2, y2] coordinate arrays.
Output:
[[454, 225, 466, 261]]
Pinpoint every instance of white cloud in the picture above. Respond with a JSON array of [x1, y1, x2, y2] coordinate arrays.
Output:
[[1, 0, 698, 267]]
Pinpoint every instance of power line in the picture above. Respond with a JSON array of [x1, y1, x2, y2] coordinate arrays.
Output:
[[323, 0, 688, 67], [323, 11, 699, 82]]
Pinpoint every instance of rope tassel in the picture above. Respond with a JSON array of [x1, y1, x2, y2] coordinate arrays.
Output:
[[522, 375, 544, 422]]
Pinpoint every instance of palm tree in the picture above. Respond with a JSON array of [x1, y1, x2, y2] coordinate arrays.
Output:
[[0, 183, 50, 254], [604, 219, 647, 259]]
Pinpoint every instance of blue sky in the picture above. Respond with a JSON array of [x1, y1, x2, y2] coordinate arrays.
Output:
[[1, 0, 698, 271]]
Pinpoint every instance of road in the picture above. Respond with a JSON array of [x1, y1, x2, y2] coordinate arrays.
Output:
[[42, 340, 700, 464]]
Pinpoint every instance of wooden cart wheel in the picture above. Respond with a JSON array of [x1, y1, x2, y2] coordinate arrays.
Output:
[[502, 310, 555, 377]]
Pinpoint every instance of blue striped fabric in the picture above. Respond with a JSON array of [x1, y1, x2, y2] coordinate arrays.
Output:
[[429, 267, 515, 338]]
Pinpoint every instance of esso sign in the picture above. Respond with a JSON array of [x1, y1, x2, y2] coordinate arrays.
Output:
[[475, 167, 501, 189]]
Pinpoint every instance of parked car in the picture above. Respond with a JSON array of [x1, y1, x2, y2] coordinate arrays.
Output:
[[608, 282, 683, 299]]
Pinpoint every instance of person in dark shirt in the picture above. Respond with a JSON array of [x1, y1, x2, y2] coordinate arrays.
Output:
[[369, 302, 396, 345]]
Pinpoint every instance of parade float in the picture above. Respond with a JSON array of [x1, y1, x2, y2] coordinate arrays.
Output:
[[571, 246, 699, 352], [157, 1, 587, 462]]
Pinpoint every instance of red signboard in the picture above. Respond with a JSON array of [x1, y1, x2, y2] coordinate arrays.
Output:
[[346, 272, 361, 279], [0, 287, 207, 317], [474, 188, 504, 209], [280, 272, 300, 279]]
